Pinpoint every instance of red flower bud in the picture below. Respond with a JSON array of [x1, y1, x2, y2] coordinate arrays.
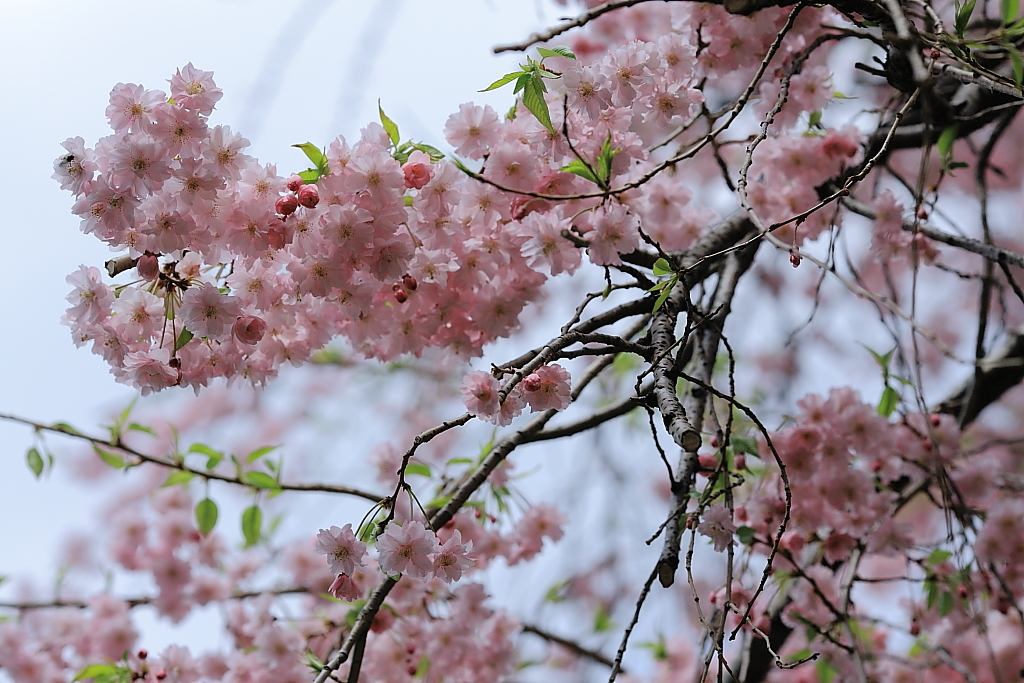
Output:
[[402, 274, 418, 291], [275, 194, 299, 216], [394, 289, 408, 303], [297, 184, 319, 209], [232, 315, 267, 345], [137, 649, 148, 660], [137, 254, 159, 281], [286, 174, 304, 192]]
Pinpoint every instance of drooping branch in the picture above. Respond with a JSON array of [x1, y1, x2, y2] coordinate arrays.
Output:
[[0, 412, 385, 503]]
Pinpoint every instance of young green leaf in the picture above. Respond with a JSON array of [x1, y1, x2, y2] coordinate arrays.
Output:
[[652, 258, 673, 276], [175, 328, 193, 351], [127, 422, 157, 436], [242, 471, 281, 490], [404, 462, 432, 477], [937, 124, 959, 159], [378, 101, 400, 146], [298, 168, 322, 184], [596, 134, 619, 183], [1004, 0, 1020, 24], [162, 471, 193, 487], [245, 444, 279, 463], [72, 664, 120, 682], [560, 159, 600, 185], [195, 498, 218, 535], [26, 447, 44, 478], [537, 45, 576, 60], [242, 505, 262, 547], [878, 385, 899, 417], [651, 274, 678, 313], [736, 525, 756, 544], [1007, 43, 1024, 84], [521, 76, 554, 133], [292, 142, 327, 170], [93, 445, 125, 469], [480, 70, 526, 92], [955, 0, 977, 34]]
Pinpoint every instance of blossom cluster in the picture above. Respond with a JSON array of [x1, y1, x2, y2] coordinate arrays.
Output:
[[460, 363, 572, 425]]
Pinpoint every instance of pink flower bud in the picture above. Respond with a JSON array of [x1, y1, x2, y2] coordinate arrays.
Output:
[[370, 609, 395, 633], [232, 315, 267, 345], [394, 289, 408, 303], [275, 194, 299, 216], [267, 222, 287, 250], [155, 670, 167, 681], [789, 252, 802, 268], [137, 649, 148, 660], [297, 184, 319, 208], [929, 413, 942, 427], [522, 374, 542, 392], [286, 174, 303, 192], [402, 274, 418, 291], [733, 453, 746, 470], [137, 254, 159, 281], [402, 160, 432, 189]]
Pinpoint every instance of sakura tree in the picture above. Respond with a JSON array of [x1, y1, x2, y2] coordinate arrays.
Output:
[[5, 0, 1024, 681]]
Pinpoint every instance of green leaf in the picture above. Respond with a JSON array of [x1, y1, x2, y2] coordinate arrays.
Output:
[[479, 70, 525, 92], [195, 498, 218, 535], [955, 0, 977, 35], [245, 445, 279, 463], [175, 328, 193, 351], [446, 457, 474, 466], [301, 649, 325, 674], [731, 435, 759, 456], [26, 447, 44, 478], [93, 445, 125, 469], [513, 72, 531, 94], [597, 134, 619, 183], [1008, 43, 1024, 84], [537, 45, 576, 60], [127, 422, 157, 436], [242, 505, 262, 547], [73, 664, 119, 682], [521, 76, 554, 133], [927, 549, 953, 565], [593, 604, 613, 632], [1004, 0, 1019, 24], [560, 159, 600, 185], [652, 258, 673, 276], [937, 124, 959, 159], [651, 275, 677, 313], [816, 658, 837, 683], [937, 590, 954, 616], [242, 471, 281, 489], [378, 101, 400, 146], [877, 385, 899, 417], [188, 443, 224, 470], [292, 142, 327, 170], [298, 168, 322, 184], [162, 471, 194, 487], [404, 462, 432, 477], [736, 525, 756, 544], [411, 143, 445, 161], [53, 422, 83, 436]]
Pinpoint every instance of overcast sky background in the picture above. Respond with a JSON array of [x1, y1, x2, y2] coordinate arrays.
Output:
[[0, 0, 569, 641]]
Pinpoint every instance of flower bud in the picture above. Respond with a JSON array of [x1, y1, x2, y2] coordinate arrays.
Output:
[[275, 194, 299, 216], [232, 315, 267, 345], [402, 274, 418, 291], [394, 289, 408, 303], [733, 452, 746, 470], [155, 670, 167, 681], [789, 252, 802, 268], [297, 184, 319, 209], [286, 174, 304, 192], [522, 373, 542, 392], [402, 160, 432, 190], [137, 254, 159, 281], [137, 649, 148, 660]]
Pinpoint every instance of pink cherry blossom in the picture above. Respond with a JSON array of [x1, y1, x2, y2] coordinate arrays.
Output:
[[432, 530, 476, 583], [697, 505, 736, 553], [520, 364, 572, 412], [376, 520, 439, 579], [179, 284, 243, 340], [315, 524, 368, 576]]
